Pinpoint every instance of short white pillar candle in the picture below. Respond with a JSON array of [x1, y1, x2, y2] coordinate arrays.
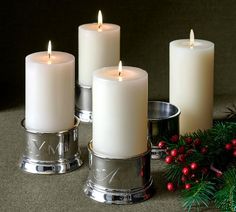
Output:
[[78, 11, 120, 86], [25, 41, 75, 133], [93, 62, 148, 158]]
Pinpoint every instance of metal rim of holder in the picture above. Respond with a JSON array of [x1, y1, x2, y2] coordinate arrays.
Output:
[[148, 101, 180, 160], [19, 116, 83, 174], [84, 141, 154, 204]]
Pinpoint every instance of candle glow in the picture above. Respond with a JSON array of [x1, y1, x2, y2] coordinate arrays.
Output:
[[190, 29, 194, 48], [48, 40, 52, 58], [98, 10, 103, 31]]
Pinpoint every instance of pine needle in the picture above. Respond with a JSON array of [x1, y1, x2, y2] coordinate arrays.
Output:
[[164, 164, 183, 185], [181, 181, 216, 212], [215, 168, 236, 212]]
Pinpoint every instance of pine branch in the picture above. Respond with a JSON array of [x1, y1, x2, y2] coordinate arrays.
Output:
[[211, 122, 236, 145], [185, 151, 205, 164], [182, 181, 216, 212], [215, 168, 236, 212], [162, 122, 236, 211], [164, 164, 183, 185]]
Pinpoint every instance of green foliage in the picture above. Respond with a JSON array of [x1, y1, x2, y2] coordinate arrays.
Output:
[[215, 168, 236, 212], [211, 122, 236, 147], [162, 122, 236, 212], [208, 122, 236, 166], [182, 181, 216, 212], [164, 164, 183, 185], [186, 129, 211, 146]]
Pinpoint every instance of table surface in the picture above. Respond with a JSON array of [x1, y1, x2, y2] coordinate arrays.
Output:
[[0, 106, 218, 212]]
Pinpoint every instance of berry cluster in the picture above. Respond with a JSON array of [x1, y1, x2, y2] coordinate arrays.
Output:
[[157, 135, 225, 192], [225, 138, 236, 157], [158, 123, 236, 212]]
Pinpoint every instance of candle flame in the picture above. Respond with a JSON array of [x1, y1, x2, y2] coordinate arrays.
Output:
[[118, 61, 122, 76], [118, 61, 122, 81], [98, 10, 103, 31], [48, 40, 52, 59], [190, 29, 194, 48]]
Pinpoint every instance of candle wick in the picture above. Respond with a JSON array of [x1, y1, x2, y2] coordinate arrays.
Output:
[[119, 71, 121, 76], [98, 24, 102, 32]]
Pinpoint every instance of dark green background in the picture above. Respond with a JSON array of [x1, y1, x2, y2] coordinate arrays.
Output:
[[1, 0, 236, 108]]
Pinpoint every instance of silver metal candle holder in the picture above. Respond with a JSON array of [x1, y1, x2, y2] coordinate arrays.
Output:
[[84, 142, 154, 204], [75, 84, 92, 123], [19, 116, 83, 174], [148, 101, 180, 159]]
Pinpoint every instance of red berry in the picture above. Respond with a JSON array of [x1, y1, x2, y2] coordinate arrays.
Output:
[[201, 146, 208, 154], [158, 141, 166, 149], [178, 154, 186, 163], [178, 146, 185, 154], [186, 149, 194, 156], [201, 167, 208, 175], [190, 162, 198, 170], [185, 183, 191, 190], [182, 167, 190, 176], [231, 139, 236, 146], [184, 137, 192, 144], [233, 150, 236, 157], [181, 175, 187, 183], [171, 149, 178, 157], [170, 135, 179, 143], [216, 172, 223, 177], [225, 143, 233, 151], [167, 182, 175, 192], [194, 138, 201, 146], [165, 156, 174, 164]]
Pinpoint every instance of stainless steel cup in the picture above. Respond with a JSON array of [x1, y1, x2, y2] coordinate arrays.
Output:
[[148, 101, 180, 159]]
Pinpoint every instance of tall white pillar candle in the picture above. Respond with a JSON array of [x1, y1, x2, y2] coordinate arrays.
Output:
[[169, 30, 214, 134], [79, 11, 120, 86], [93, 62, 148, 158], [26, 42, 75, 132]]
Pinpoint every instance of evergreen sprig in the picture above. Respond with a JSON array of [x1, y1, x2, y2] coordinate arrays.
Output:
[[215, 168, 236, 212], [164, 163, 183, 185], [182, 181, 216, 212], [161, 122, 236, 212]]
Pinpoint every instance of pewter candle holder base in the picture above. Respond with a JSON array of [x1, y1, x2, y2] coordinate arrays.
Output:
[[19, 116, 83, 174], [148, 101, 180, 159], [84, 142, 154, 204], [75, 84, 92, 123]]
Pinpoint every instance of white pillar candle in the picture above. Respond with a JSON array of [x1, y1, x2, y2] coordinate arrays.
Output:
[[25, 41, 75, 133], [93, 62, 148, 158], [79, 11, 120, 86], [169, 30, 214, 134]]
